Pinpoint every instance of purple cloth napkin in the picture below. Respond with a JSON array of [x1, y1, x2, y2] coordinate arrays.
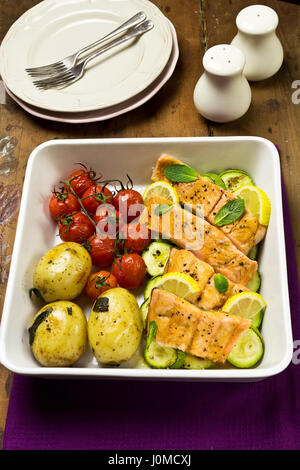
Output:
[[3, 180, 300, 451]]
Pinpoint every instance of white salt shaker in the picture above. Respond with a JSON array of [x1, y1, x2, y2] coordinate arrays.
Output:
[[231, 4, 284, 81], [193, 44, 251, 123]]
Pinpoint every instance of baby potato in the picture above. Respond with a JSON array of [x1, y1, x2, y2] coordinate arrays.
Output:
[[88, 288, 143, 365], [33, 242, 92, 302], [29, 301, 88, 367]]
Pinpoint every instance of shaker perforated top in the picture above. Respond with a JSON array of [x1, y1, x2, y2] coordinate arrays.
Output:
[[202, 44, 246, 77], [236, 5, 279, 35]]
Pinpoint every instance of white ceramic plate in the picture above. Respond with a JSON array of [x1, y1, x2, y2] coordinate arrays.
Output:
[[3, 21, 178, 124], [0, 0, 173, 112], [0, 137, 293, 381]]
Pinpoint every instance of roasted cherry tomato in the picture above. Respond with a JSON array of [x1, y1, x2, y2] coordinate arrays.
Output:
[[84, 234, 116, 268], [85, 270, 118, 302], [113, 189, 144, 223], [58, 212, 95, 243], [65, 168, 95, 197], [49, 189, 80, 221], [112, 253, 146, 289], [81, 184, 113, 215], [121, 222, 151, 254], [93, 203, 124, 237]]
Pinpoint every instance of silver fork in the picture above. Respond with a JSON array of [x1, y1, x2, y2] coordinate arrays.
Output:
[[26, 11, 147, 77], [32, 20, 154, 90]]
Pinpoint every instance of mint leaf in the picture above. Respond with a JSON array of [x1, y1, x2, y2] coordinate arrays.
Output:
[[214, 198, 245, 226], [164, 164, 198, 183], [214, 274, 229, 294], [201, 173, 227, 190]]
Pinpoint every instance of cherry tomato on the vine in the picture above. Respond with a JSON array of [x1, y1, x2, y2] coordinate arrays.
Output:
[[49, 189, 80, 221], [121, 222, 151, 254], [113, 189, 144, 223], [65, 168, 95, 197], [81, 184, 113, 215], [84, 234, 116, 268], [111, 253, 146, 290], [58, 212, 95, 243], [85, 270, 118, 302]]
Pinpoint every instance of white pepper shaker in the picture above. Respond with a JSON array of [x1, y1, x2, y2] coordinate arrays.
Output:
[[193, 44, 251, 123], [231, 4, 284, 81]]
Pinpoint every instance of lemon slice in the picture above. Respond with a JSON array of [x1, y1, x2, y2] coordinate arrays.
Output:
[[233, 185, 271, 226], [143, 181, 179, 204], [222, 291, 267, 329], [144, 272, 200, 300]]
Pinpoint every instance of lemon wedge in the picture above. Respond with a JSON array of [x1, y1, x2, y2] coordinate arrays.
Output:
[[143, 181, 179, 204], [222, 291, 267, 329], [144, 272, 200, 300], [233, 185, 271, 226]]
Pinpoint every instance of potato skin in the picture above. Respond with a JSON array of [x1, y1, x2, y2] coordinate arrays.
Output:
[[29, 301, 88, 367], [33, 242, 92, 302], [88, 288, 143, 365]]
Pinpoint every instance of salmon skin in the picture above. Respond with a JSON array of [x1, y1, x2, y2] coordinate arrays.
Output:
[[165, 248, 249, 310], [151, 154, 266, 255], [142, 194, 257, 285], [147, 288, 251, 363]]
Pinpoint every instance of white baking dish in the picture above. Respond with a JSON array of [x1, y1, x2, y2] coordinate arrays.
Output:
[[0, 137, 293, 381]]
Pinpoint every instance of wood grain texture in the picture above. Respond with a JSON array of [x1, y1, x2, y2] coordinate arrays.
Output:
[[0, 0, 299, 449]]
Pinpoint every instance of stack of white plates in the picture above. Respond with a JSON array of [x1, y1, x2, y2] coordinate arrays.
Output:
[[0, 0, 179, 123]]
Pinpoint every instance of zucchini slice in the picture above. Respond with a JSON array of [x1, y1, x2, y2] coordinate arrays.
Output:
[[227, 328, 264, 368], [170, 349, 186, 369], [144, 274, 162, 300], [142, 241, 172, 277], [140, 298, 150, 328], [219, 169, 254, 192], [247, 270, 261, 293], [248, 244, 258, 260], [144, 321, 177, 369], [183, 353, 213, 370]]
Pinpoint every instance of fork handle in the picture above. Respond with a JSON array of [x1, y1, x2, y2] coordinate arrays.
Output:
[[83, 20, 154, 67], [77, 11, 147, 57]]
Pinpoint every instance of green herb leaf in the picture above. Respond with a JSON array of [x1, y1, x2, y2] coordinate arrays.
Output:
[[93, 297, 109, 312], [67, 307, 73, 315], [214, 274, 229, 294], [28, 307, 53, 345], [164, 164, 198, 183], [29, 288, 45, 303], [146, 321, 157, 347], [201, 173, 227, 190], [155, 203, 172, 216], [214, 198, 245, 227]]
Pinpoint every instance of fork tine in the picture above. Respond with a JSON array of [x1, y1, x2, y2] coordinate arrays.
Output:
[[35, 78, 76, 90], [25, 60, 66, 73], [33, 71, 74, 86], [26, 65, 69, 77], [33, 73, 77, 89]]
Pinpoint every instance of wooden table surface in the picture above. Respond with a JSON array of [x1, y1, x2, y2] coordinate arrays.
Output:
[[0, 0, 299, 448]]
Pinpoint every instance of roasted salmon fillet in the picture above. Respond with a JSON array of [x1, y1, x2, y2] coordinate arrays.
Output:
[[151, 154, 223, 218], [165, 248, 248, 310], [151, 154, 266, 255], [142, 194, 257, 285], [147, 288, 251, 363]]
